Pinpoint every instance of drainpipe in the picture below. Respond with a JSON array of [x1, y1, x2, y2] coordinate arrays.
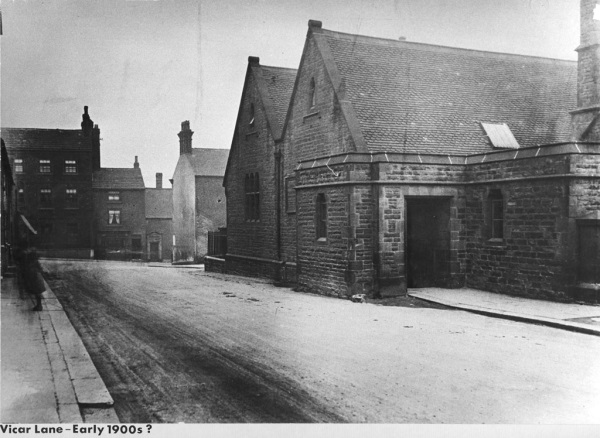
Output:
[[275, 146, 283, 282]]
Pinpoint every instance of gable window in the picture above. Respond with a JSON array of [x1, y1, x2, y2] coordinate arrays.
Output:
[[65, 188, 78, 208], [14, 159, 23, 173], [108, 191, 121, 202], [39, 159, 51, 173], [39, 188, 52, 208], [249, 103, 255, 129], [64, 160, 77, 173], [308, 77, 316, 110], [245, 172, 260, 221], [316, 193, 327, 239], [108, 209, 121, 225], [489, 189, 504, 240]]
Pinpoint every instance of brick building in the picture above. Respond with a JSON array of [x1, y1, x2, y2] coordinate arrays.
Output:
[[1, 140, 18, 274], [1, 107, 100, 257], [172, 121, 228, 262], [218, 7, 600, 302], [223, 57, 297, 279], [145, 172, 173, 262], [92, 157, 146, 260]]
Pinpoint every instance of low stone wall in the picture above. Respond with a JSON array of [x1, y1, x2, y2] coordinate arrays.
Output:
[[204, 256, 226, 273]]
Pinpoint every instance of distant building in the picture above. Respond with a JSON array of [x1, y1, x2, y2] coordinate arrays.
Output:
[[145, 172, 173, 262], [92, 157, 146, 260], [172, 121, 228, 262], [1, 107, 100, 257]]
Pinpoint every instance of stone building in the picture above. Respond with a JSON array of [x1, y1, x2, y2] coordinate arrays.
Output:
[[217, 7, 600, 302], [145, 172, 173, 262], [1, 107, 100, 257], [92, 157, 146, 260], [223, 57, 297, 279], [172, 121, 228, 262]]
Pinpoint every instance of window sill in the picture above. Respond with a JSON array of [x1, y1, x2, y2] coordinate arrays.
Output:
[[486, 238, 505, 246], [316, 237, 328, 244], [303, 111, 320, 121]]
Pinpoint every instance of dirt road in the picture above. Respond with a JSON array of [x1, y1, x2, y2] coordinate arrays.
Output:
[[42, 260, 600, 423]]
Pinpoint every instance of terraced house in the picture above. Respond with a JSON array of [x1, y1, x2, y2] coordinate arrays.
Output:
[[219, 4, 600, 303]]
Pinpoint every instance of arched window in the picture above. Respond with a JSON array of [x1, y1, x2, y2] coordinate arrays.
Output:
[[309, 77, 316, 110], [489, 189, 503, 239], [316, 193, 327, 239]]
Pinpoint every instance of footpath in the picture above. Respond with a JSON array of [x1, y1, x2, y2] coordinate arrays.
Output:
[[409, 287, 600, 337], [1, 274, 118, 424]]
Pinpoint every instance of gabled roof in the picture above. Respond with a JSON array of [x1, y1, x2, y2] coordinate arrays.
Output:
[[306, 25, 577, 155], [93, 168, 145, 189], [187, 148, 229, 177], [1, 128, 91, 150], [259, 65, 298, 140], [224, 58, 297, 184], [145, 189, 172, 219]]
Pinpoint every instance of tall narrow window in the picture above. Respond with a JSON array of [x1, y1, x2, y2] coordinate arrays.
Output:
[[249, 103, 255, 128], [316, 193, 327, 239], [64, 160, 77, 173], [489, 190, 504, 239], [39, 159, 51, 173], [245, 172, 260, 221], [65, 188, 78, 208], [14, 159, 23, 173], [309, 77, 316, 110], [39, 188, 52, 208], [108, 210, 121, 225]]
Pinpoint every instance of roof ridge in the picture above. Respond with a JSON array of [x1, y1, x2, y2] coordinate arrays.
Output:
[[260, 65, 298, 73], [1, 127, 82, 132], [320, 28, 576, 64]]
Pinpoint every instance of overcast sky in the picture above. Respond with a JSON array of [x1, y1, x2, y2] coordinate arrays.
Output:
[[1, 0, 579, 186]]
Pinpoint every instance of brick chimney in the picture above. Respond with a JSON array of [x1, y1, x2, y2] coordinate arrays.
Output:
[[81, 106, 93, 136], [134, 156, 139, 169], [178, 121, 193, 155], [572, 0, 600, 140], [156, 172, 163, 189], [92, 123, 101, 171]]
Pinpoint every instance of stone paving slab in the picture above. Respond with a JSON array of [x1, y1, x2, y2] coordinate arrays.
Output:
[[1, 276, 117, 423], [409, 288, 600, 336]]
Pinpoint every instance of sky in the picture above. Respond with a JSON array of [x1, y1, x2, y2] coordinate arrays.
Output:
[[1, 0, 580, 187]]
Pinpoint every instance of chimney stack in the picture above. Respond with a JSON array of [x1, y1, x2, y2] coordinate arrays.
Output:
[[92, 123, 101, 171], [572, 0, 600, 140], [156, 173, 163, 189], [134, 156, 139, 169], [178, 121, 193, 155], [81, 106, 93, 136]]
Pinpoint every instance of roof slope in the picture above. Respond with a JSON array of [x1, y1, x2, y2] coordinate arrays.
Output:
[[1, 128, 90, 150], [188, 148, 229, 177], [260, 65, 298, 139], [93, 168, 145, 189], [145, 189, 172, 219], [318, 30, 577, 154]]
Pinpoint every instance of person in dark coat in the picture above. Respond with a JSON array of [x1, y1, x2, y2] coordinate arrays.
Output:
[[15, 247, 46, 311]]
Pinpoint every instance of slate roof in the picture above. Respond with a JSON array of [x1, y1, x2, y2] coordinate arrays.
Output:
[[188, 148, 229, 177], [1, 128, 91, 150], [93, 168, 145, 189], [145, 189, 172, 219], [260, 65, 297, 138], [317, 29, 577, 154]]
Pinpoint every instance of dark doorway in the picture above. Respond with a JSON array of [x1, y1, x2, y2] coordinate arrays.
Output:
[[578, 223, 600, 284], [406, 198, 451, 288], [150, 241, 160, 262]]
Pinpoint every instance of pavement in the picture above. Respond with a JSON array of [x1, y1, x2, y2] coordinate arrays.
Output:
[[1, 272, 119, 424], [409, 287, 600, 337]]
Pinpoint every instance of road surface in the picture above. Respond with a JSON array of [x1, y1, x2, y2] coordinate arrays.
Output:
[[42, 260, 600, 423]]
